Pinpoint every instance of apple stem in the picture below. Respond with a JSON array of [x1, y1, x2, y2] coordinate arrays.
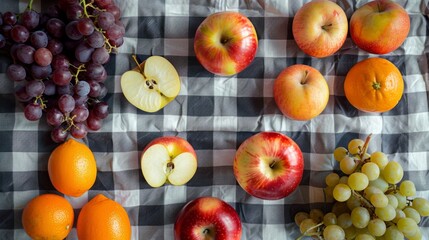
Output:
[[301, 70, 309, 85], [132, 54, 147, 78], [203, 229, 210, 235], [269, 160, 277, 169], [166, 162, 174, 174]]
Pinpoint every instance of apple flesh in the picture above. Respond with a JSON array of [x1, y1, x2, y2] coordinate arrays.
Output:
[[194, 11, 258, 76], [174, 196, 242, 240], [120, 56, 181, 113], [350, 0, 410, 54], [273, 64, 329, 121], [233, 131, 304, 200], [141, 136, 197, 188], [292, 0, 348, 58]]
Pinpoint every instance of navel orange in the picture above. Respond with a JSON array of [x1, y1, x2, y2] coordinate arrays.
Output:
[[22, 193, 74, 240], [48, 138, 97, 197], [344, 57, 404, 113], [77, 194, 131, 240]]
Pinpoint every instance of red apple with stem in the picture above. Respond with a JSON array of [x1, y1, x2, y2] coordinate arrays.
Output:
[[194, 11, 258, 76], [174, 196, 242, 240], [233, 131, 304, 200]]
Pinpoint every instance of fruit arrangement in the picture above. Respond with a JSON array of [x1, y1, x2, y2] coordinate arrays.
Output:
[[9, 0, 429, 239], [295, 135, 429, 239], [1, 0, 124, 143]]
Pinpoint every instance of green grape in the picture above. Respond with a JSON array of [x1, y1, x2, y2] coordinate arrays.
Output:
[[355, 233, 375, 240], [340, 156, 358, 175], [299, 218, 318, 235], [325, 172, 340, 187], [382, 161, 403, 184], [384, 226, 404, 240], [370, 193, 389, 208], [334, 147, 348, 162], [348, 138, 364, 155], [309, 208, 324, 223], [351, 207, 370, 229], [368, 176, 389, 193], [397, 217, 418, 238], [403, 207, 421, 224], [367, 218, 386, 237], [408, 228, 422, 240], [337, 213, 352, 229], [344, 225, 357, 240], [363, 186, 383, 200], [399, 180, 416, 197], [294, 211, 309, 226], [395, 192, 407, 210], [339, 175, 348, 184], [333, 183, 352, 202], [375, 204, 396, 221], [361, 162, 380, 181], [346, 195, 361, 211], [411, 197, 429, 216], [370, 151, 388, 170], [323, 212, 337, 226], [348, 172, 369, 191], [392, 209, 406, 223], [386, 194, 398, 209], [323, 224, 345, 240]]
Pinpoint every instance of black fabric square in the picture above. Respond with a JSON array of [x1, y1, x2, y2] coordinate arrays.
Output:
[[237, 97, 264, 116], [334, 96, 359, 117], [236, 132, 256, 148], [237, 57, 264, 79], [188, 17, 205, 39], [236, 203, 263, 224], [335, 54, 359, 76], [138, 16, 165, 39], [139, 205, 164, 225], [263, 17, 290, 40], [13, 172, 38, 191], [382, 134, 408, 154], [0, 132, 13, 152], [92, 171, 114, 190], [289, 131, 311, 154], [137, 132, 163, 151], [37, 171, 55, 192], [188, 96, 214, 116], [187, 131, 213, 150], [187, 56, 214, 78], [0, 94, 15, 113], [0, 172, 12, 192], [334, 132, 360, 150], [88, 133, 114, 152], [0, 210, 14, 229], [188, 167, 213, 186]]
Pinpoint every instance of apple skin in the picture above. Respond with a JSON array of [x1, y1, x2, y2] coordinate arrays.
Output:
[[174, 196, 242, 240], [350, 0, 410, 54], [194, 11, 258, 76], [292, 0, 348, 58], [141, 136, 197, 187], [273, 64, 329, 121], [233, 131, 304, 200]]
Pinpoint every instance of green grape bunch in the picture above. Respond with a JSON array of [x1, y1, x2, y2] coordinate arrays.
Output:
[[295, 134, 429, 240]]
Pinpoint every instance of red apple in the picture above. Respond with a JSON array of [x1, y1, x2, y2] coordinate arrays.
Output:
[[174, 196, 242, 240], [141, 136, 197, 188], [273, 64, 329, 121], [350, 0, 410, 54], [233, 131, 304, 200], [194, 11, 258, 76], [292, 0, 348, 58]]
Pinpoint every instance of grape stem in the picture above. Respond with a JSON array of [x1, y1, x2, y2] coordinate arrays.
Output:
[[27, 0, 34, 11], [359, 134, 372, 160], [296, 222, 323, 240]]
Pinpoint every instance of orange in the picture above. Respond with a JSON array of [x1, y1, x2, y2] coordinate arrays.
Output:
[[48, 138, 97, 197], [344, 57, 404, 113], [22, 193, 74, 240], [77, 194, 131, 240]]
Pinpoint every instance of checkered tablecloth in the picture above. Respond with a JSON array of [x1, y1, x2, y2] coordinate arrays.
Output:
[[1, 0, 429, 239]]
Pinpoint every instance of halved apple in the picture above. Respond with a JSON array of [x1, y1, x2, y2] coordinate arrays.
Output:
[[120, 56, 180, 112], [141, 136, 198, 188]]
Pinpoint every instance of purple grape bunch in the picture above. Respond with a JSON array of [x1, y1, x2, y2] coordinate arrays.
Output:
[[0, 0, 124, 143]]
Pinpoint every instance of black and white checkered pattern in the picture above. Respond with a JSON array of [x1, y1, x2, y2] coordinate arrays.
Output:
[[1, 0, 429, 239]]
